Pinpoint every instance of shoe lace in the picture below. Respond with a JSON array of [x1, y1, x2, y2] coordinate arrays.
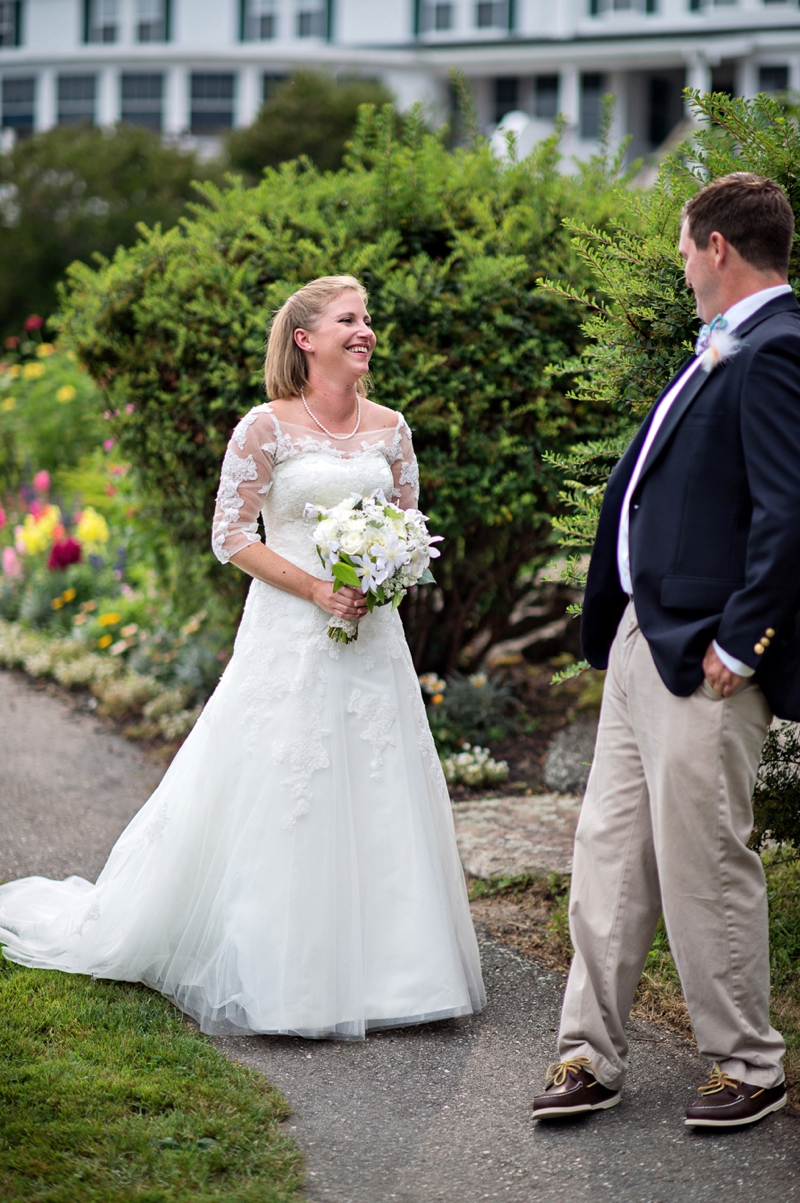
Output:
[[697, 1063, 741, 1096], [546, 1056, 593, 1087]]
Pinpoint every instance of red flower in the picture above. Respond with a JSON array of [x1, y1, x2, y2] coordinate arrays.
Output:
[[4, 336, 19, 349], [24, 315, 44, 331], [48, 538, 82, 571]]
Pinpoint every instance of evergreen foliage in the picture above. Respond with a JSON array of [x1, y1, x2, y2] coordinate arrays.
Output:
[[225, 70, 395, 181], [0, 123, 217, 339], [542, 90, 800, 840], [59, 105, 628, 670]]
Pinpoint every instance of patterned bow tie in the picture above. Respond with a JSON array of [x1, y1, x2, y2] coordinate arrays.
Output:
[[695, 314, 727, 356]]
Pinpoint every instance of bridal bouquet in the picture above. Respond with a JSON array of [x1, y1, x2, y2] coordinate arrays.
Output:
[[305, 490, 441, 643]]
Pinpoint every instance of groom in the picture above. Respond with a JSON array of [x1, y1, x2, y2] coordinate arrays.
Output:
[[533, 172, 800, 1128]]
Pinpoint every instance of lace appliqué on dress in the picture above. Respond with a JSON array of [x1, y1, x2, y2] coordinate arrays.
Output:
[[212, 449, 264, 564], [348, 688, 398, 780]]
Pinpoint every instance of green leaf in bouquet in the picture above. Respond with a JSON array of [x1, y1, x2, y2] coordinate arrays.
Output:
[[332, 561, 361, 590], [365, 592, 376, 613], [392, 590, 405, 611], [418, 567, 436, 585]]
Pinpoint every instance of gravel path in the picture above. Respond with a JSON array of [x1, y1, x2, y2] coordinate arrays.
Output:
[[1, 668, 798, 1203]]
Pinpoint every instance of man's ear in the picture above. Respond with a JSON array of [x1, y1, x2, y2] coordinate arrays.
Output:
[[294, 328, 314, 353], [709, 230, 729, 267]]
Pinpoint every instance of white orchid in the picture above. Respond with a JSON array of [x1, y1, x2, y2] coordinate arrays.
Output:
[[351, 553, 390, 593], [370, 532, 410, 575]]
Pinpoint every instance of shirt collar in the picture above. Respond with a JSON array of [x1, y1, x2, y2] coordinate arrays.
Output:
[[722, 283, 794, 332]]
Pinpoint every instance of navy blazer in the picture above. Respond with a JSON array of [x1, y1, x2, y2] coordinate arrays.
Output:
[[581, 291, 800, 721]]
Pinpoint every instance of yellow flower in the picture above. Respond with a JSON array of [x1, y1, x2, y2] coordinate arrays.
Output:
[[7, 365, 19, 379], [56, 385, 76, 403], [62, 587, 76, 602], [1, 397, 14, 411], [98, 612, 121, 627], [51, 597, 64, 610], [97, 634, 113, 649], [75, 506, 109, 548], [36, 343, 55, 358], [432, 693, 444, 705], [15, 505, 62, 555], [22, 362, 46, 380]]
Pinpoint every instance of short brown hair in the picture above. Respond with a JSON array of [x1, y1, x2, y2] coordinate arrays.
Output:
[[681, 173, 793, 275], [264, 275, 370, 400]]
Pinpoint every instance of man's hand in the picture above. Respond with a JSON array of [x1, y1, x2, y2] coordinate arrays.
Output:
[[702, 643, 747, 698]]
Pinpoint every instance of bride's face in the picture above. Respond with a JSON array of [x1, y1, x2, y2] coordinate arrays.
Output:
[[295, 291, 376, 382]]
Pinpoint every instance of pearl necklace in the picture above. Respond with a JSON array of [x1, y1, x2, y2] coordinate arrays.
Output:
[[301, 390, 362, 441]]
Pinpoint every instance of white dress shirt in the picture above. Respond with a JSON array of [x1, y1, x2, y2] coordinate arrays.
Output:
[[617, 282, 793, 677]]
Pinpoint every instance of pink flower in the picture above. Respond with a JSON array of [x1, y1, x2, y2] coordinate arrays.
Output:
[[24, 315, 44, 331], [103, 411, 111, 420], [0, 506, 5, 529], [125, 403, 134, 414], [2, 546, 21, 578], [29, 500, 43, 519], [48, 538, 82, 571], [33, 470, 50, 493], [103, 438, 115, 452]]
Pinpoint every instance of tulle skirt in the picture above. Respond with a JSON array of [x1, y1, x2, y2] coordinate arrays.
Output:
[[0, 579, 485, 1038]]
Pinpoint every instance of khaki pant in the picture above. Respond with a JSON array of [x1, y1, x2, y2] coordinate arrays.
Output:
[[559, 603, 785, 1090]]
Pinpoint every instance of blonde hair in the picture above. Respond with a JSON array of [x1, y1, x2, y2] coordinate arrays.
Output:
[[264, 275, 371, 399]]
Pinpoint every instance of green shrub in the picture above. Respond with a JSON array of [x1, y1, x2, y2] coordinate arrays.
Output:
[[60, 104, 629, 671], [0, 123, 218, 338], [424, 670, 518, 749], [226, 69, 395, 180]]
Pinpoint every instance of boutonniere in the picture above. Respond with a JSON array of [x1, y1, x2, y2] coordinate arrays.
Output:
[[695, 315, 742, 373]]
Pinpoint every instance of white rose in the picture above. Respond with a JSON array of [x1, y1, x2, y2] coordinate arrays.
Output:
[[340, 530, 367, 556]]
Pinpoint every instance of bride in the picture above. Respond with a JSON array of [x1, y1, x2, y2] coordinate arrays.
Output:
[[0, 275, 486, 1040]]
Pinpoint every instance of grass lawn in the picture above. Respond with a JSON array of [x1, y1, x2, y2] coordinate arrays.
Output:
[[470, 850, 800, 1109], [0, 956, 304, 1202]]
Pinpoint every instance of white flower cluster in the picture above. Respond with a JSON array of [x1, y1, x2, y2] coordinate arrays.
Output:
[[441, 743, 510, 788], [306, 490, 441, 642]]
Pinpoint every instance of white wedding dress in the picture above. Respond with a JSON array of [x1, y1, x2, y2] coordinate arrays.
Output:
[[0, 404, 486, 1039]]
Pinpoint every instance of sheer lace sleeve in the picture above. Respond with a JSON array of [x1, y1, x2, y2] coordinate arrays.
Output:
[[390, 415, 420, 510], [211, 406, 276, 564]]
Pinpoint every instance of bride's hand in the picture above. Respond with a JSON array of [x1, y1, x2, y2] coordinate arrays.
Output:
[[311, 581, 369, 621]]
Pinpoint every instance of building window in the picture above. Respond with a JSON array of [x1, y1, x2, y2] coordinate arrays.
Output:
[[121, 73, 163, 129], [534, 74, 559, 119], [0, 1, 21, 47], [648, 77, 675, 146], [476, 1, 508, 28], [297, 6, 326, 36], [1, 76, 34, 135], [580, 72, 605, 140], [494, 76, 518, 123], [759, 65, 789, 91], [57, 74, 96, 125], [263, 72, 288, 100], [190, 73, 235, 135], [418, 1, 454, 28], [85, 0, 119, 43], [136, 0, 169, 42], [242, 0, 277, 40]]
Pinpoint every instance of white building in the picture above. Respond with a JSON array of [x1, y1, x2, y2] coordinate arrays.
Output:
[[0, 0, 798, 160]]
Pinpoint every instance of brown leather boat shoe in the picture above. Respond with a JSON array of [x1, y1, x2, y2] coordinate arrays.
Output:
[[532, 1056, 621, 1120], [685, 1064, 787, 1129]]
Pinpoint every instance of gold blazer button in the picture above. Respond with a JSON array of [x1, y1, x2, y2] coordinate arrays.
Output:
[[761, 636, 771, 647], [754, 642, 765, 655], [765, 628, 776, 638]]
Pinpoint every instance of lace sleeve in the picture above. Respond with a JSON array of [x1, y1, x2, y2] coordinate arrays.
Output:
[[211, 406, 276, 565], [390, 415, 420, 510]]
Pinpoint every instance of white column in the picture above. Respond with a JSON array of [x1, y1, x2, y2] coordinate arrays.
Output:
[[36, 68, 57, 131], [164, 64, 190, 136], [790, 57, 800, 95], [559, 64, 579, 131], [608, 69, 627, 150], [685, 54, 711, 104], [237, 64, 261, 126], [97, 66, 118, 127]]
